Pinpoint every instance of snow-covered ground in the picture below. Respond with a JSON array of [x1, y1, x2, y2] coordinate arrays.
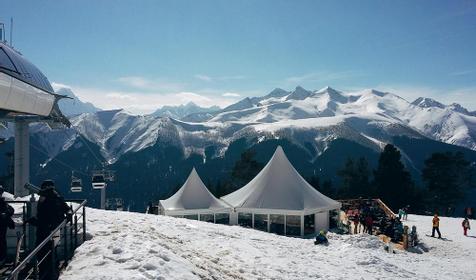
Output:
[[60, 210, 476, 280]]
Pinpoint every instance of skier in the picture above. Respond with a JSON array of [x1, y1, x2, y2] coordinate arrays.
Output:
[[431, 214, 441, 238], [0, 186, 15, 265], [27, 180, 72, 278], [314, 230, 328, 245], [462, 218, 471, 236]]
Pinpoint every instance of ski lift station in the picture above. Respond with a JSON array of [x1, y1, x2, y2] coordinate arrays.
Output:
[[0, 40, 70, 197], [159, 146, 341, 237]]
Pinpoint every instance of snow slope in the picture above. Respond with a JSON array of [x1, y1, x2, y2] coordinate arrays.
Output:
[[61, 210, 476, 280]]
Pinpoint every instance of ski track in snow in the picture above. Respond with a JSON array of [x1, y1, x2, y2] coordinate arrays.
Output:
[[60, 211, 476, 280]]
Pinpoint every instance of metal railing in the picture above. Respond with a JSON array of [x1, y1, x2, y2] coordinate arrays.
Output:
[[6, 200, 87, 280]]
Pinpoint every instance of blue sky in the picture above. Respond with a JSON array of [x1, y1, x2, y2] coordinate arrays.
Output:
[[2, 0, 476, 113]]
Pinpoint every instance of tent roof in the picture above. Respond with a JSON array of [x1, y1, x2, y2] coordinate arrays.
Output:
[[160, 168, 230, 212], [221, 146, 340, 211]]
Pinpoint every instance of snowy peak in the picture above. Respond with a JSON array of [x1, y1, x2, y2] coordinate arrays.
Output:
[[264, 88, 290, 99], [55, 86, 100, 116], [286, 86, 312, 101], [314, 86, 348, 103], [151, 102, 220, 120], [223, 97, 254, 112], [411, 97, 446, 109]]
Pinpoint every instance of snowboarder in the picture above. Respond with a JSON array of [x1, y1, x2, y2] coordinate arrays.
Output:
[[462, 218, 470, 236], [431, 214, 441, 238], [0, 186, 14, 265], [27, 180, 72, 278], [314, 230, 328, 245]]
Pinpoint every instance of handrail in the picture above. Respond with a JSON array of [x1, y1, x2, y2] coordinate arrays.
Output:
[[7, 200, 87, 280]]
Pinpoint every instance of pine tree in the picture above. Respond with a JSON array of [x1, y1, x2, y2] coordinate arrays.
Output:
[[230, 149, 264, 188], [373, 144, 414, 211], [337, 157, 372, 198], [422, 152, 472, 212]]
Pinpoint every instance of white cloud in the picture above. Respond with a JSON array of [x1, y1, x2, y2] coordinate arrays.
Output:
[[449, 69, 476, 77], [194, 74, 245, 82], [54, 82, 241, 114], [51, 82, 72, 91], [284, 71, 362, 85], [194, 74, 213, 82], [116, 76, 185, 92], [222, 92, 241, 97], [375, 84, 476, 110]]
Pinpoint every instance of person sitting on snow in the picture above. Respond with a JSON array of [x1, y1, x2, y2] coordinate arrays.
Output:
[[462, 218, 471, 236], [409, 225, 419, 247], [314, 230, 328, 245]]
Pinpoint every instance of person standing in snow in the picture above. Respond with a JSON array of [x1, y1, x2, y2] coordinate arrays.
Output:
[[403, 206, 409, 221], [365, 215, 374, 234], [27, 180, 72, 278], [462, 218, 471, 236], [398, 208, 404, 220], [431, 214, 441, 238], [353, 214, 360, 234], [0, 186, 15, 265]]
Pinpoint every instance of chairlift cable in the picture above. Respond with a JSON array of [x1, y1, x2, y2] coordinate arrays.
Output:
[[30, 143, 89, 177]]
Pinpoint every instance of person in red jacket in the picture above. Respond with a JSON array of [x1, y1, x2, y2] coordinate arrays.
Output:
[[365, 215, 374, 234], [462, 218, 471, 236]]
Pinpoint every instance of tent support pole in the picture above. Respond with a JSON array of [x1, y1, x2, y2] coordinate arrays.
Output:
[[267, 214, 270, 232], [284, 215, 287, 236], [300, 214, 304, 237]]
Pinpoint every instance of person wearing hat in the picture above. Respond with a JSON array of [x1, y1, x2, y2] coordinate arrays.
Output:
[[27, 180, 72, 278], [0, 185, 15, 264]]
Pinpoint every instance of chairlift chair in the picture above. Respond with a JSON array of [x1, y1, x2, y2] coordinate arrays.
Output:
[[92, 174, 106, 189], [70, 178, 83, 192]]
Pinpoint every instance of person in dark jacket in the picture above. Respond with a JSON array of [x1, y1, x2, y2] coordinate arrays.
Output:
[[28, 180, 72, 278], [0, 186, 15, 264]]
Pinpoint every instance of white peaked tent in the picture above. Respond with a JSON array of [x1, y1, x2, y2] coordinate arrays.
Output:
[[222, 146, 341, 236], [159, 168, 231, 224]]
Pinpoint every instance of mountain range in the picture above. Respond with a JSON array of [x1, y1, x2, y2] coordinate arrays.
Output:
[[1, 85, 476, 210]]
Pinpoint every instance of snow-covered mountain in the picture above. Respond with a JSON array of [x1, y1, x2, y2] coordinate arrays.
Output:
[[151, 102, 220, 120], [55, 86, 100, 116], [29, 86, 476, 164]]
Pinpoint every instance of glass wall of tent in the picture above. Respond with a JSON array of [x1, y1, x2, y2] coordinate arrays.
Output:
[[238, 213, 253, 228], [215, 213, 230, 225], [233, 210, 337, 236], [166, 212, 231, 224], [200, 214, 214, 223]]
